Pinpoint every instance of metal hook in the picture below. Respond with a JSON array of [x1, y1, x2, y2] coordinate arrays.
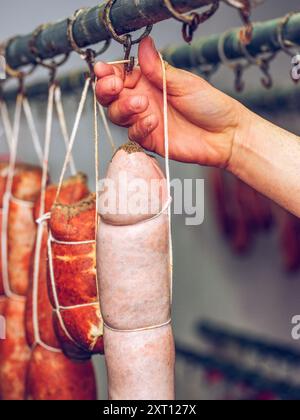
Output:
[[276, 12, 300, 84], [276, 13, 298, 57], [225, 0, 254, 45], [239, 41, 276, 89], [103, 0, 152, 73], [217, 31, 249, 92], [0, 36, 36, 90], [29, 24, 69, 85], [67, 8, 111, 76], [234, 63, 246, 92], [163, 0, 220, 44]]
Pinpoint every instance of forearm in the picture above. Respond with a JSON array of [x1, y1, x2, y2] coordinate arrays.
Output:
[[229, 108, 300, 217]]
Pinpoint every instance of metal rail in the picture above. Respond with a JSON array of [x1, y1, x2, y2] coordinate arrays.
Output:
[[163, 12, 300, 69], [2, 0, 224, 70]]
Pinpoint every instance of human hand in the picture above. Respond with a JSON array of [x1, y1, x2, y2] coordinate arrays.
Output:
[[95, 37, 246, 167]]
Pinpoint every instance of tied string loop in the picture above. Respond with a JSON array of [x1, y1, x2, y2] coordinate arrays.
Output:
[[45, 73, 103, 353], [54, 86, 77, 176], [54, 77, 91, 203], [1, 94, 25, 301], [0, 86, 43, 301], [47, 232, 100, 353], [31, 81, 81, 353], [0, 99, 13, 152], [31, 84, 62, 352]]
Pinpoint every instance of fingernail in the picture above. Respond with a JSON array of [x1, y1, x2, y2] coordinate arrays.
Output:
[[110, 78, 118, 93], [145, 115, 154, 130], [131, 96, 144, 110]]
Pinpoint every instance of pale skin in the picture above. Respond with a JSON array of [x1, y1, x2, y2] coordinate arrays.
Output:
[[95, 37, 300, 218]]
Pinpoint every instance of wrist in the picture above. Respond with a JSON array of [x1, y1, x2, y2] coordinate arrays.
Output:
[[226, 104, 255, 177]]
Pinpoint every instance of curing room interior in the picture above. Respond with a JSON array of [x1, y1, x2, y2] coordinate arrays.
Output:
[[1, 0, 300, 403]]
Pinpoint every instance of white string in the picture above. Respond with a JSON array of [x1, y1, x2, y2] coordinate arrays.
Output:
[[103, 319, 172, 333], [97, 102, 116, 152], [47, 233, 93, 352], [1, 92, 45, 300], [45, 77, 103, 354], [159, 53, 174, 304], [31, 84, 59, 352], [55, 77, 91, 203], [49, 231, 95, 246], [22, 97, 44, 165], [1, 94, 25, 301], [9, 194, 35, 208], [90, 79, 116, 153], [54, 86, 77, 175], [107, 58, 140, 67], [0, 101, 12, 152]]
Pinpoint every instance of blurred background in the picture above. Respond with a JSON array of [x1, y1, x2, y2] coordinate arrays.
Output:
[[1, 0, 300, 400]]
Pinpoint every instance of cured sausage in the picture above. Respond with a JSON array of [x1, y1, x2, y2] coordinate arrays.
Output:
[[26, 173, 89, 348], [0, 162, 9, 316], [0, 298, 30, 400], [0, 164, 42, 400], [211, 169, 251, 254], [211, 169, 273, 255], [25, 173, 97, 400], [97, 141, 175, 400], [26, 345, 97, 401], [47, 191, 104, 360], [8, 164, 43, 295]]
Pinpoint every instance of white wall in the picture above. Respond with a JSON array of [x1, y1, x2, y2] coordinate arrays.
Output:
[[1, 0, 300, 400]]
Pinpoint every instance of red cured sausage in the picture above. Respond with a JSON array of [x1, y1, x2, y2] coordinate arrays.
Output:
[[47, 193, 104, 360], [8, 164, 42, 296], [0, 162, 8, 315], [211, 169, 251, 254], [25, 173, 97, 400], [97, 142, 175, 400], [26, 173, 89, 348], [0, 164, 42, 400], [0, 298, 30, 400], [26, 345, 97, 401]]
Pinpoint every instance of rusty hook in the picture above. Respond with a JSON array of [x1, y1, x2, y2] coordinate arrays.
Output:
[[103, 0, 152, 73], [164, 0, 220, 44]]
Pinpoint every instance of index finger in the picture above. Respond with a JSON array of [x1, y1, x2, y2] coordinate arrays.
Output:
[[94, 62, 124, 80]]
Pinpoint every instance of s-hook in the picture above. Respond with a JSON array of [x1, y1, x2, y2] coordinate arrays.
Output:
[[103, 0, 153, 73], [67, 9, 111, 77], [163, 0, 220, 44]]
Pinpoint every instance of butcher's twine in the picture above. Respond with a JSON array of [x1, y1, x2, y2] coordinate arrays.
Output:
[[0, 100, 13, 152], [1, 89, 46, 302], [45, 73, 115, 354]]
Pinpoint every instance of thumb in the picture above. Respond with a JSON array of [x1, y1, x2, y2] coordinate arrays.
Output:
[[138, 37, 194, 94]]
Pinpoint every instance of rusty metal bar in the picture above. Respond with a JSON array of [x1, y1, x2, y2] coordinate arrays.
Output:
[[2, 0, 224, 70]]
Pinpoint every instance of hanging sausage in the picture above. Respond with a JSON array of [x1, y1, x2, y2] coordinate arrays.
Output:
[[97, 142, 175, 400], [26, 174, 97, 400], [42, 78, 105, 361], [47, 192, 104, 359], [0, 161, 8, 316], [0, 164, 42, 400]]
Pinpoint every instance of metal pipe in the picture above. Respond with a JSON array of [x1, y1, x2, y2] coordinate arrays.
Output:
[[3, 0, 220, 70], [163, 13, 300, 69], [176, 343, 300, 400]]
